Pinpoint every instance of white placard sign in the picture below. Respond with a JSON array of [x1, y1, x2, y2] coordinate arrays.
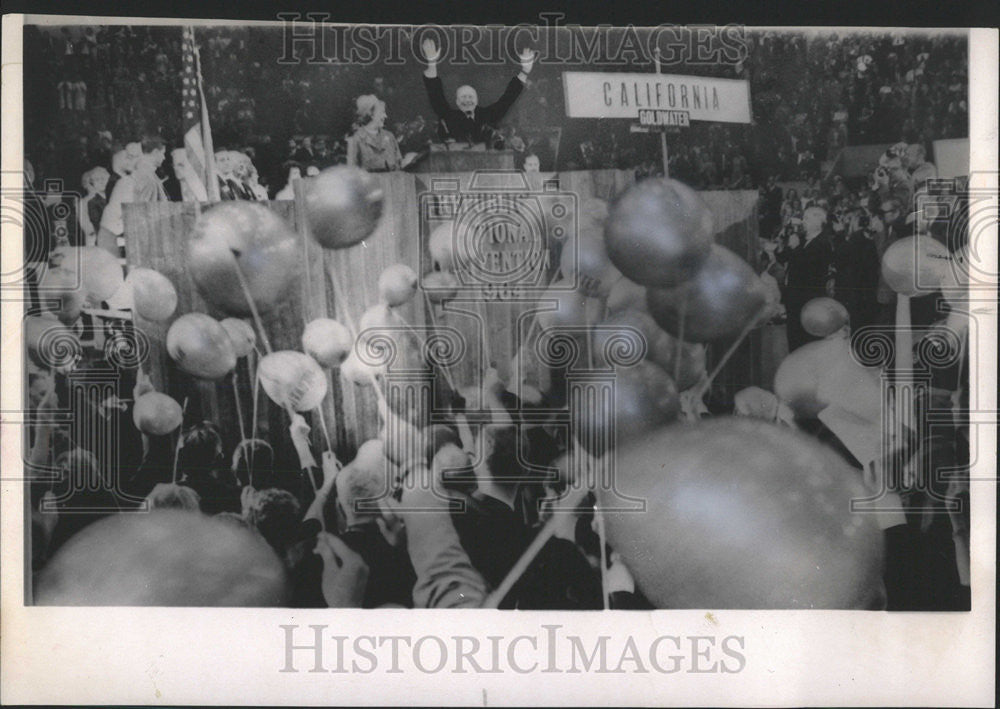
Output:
[[563, 71, 752, 124]]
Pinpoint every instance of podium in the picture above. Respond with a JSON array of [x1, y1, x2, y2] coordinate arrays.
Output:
[[415, 149, 515, 173]]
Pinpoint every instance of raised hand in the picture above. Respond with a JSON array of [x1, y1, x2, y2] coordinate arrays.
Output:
[[315, 532, 369, 608], [421, 37, 441, 64], [518, 47, 537, 74]]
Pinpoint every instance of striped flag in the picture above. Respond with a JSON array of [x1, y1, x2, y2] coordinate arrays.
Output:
[[181, 27, 219, 201]]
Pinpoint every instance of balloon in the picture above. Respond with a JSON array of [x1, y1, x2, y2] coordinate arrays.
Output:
[[257, 351, 328, 412], [801, 297, 850, 337], [35, 511, 288, 606], [166, 313, 237, 380], [574, 359, 680, 456], [24, 312, 81, 370], [188, 202, 299, 317], [133, 392, 183, 436], [377, 264, 418, 307], [605, 276, 646, 315], [536, 280, 591, 330], [774, 336, 881, 422], [773, 340, 825, 418], [428, 222, 456, 271], [599, 418, 885, 608], [422, 270, 459, 303], [304, 166, 384, 249], [359, 302, 395, 332], [52, 245, 124, 303], [645, 331, 707, 392], [604, 177, 714, 287], [339, 351, 381, 385], [646, 245, 770, 342], [939, 246, 971, 309], [126, 268, 178, 321], [37, 267, 87, 326], [560, 224, 617, 297], [881, 235, 950, 296], [302, 318, 352, 368], [220, 318, 256, 358], [354, 439, 387, 469]]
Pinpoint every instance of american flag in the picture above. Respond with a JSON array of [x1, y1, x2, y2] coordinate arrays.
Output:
[[181, 27, 219, 201]]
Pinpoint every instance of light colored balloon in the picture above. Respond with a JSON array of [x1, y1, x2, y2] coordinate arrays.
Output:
[[125, 268, 178, 321], [378, 264, 418, 307], [220, 318, 257, 358], [133, 392, 183, 435], [257, 350, 328, 412], [422, 270, 459, 303], [302, 318, 352, 368], [801, 297, 850, 338], [166, 313, 237, 380], [881, 235, 950, 296], [53, 246, 125, 303]]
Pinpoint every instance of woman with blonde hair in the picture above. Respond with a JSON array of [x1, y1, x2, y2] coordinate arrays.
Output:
[[346, 95, 415, 172]]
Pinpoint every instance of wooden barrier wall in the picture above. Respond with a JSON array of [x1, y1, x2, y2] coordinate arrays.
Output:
[[124, 172, 758, 466]]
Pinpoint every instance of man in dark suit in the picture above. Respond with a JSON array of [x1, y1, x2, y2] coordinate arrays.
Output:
[[421, 38, 535, 146], [777, 204, 835, 351]]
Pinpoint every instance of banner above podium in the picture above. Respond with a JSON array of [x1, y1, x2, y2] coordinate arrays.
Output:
[[562, 71, 752, 124]]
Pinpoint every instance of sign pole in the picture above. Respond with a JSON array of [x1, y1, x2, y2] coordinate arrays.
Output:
[[654, 49, 669, 178]]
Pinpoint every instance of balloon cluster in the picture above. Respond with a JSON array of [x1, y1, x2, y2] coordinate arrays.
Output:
[[529, 178, 774, 453]]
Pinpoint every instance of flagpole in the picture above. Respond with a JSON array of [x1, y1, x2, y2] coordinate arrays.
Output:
[[191, 29, 220, 202]]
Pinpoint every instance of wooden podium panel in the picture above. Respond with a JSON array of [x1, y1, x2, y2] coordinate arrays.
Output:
[[415, 149, 515, 174]]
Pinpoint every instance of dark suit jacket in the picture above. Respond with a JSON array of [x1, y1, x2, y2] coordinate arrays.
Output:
[[423, 75, 524, 144]]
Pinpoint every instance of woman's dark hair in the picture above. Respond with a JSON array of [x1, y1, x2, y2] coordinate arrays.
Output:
[[176, 421, 224, 480]]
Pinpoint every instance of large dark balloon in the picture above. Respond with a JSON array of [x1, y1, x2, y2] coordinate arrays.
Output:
[[35, 511, 288, 606], [573, 359, 680, 456], [801, 297, 850, 337], [646, 245, 769, 342], [188, 202, 299, 316], [304, 166, 384, 249], [604, 178, 714, 287], [166, 313, 237, 380], [598, 417, 885, 609]]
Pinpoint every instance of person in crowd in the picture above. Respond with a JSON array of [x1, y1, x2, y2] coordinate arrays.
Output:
[[522, 153, 540, 173], [176, 422, 242, 515], [97, 135, 167, 258], [832, 207, 881, 332], [780, 187, 802, 225], [776, 204, 835, 351], [346, 95, 413, 172], [242, 487, 304, 565], [104, 148, 130, 200], [906, 142, 937, 187], [293, 135, 315, 164], [78, 167, 109, 245], [214, 150, 240, 201], [421, 37, 535, 147], [146, 482, 202, 511], [331, 461, 417, 608]]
